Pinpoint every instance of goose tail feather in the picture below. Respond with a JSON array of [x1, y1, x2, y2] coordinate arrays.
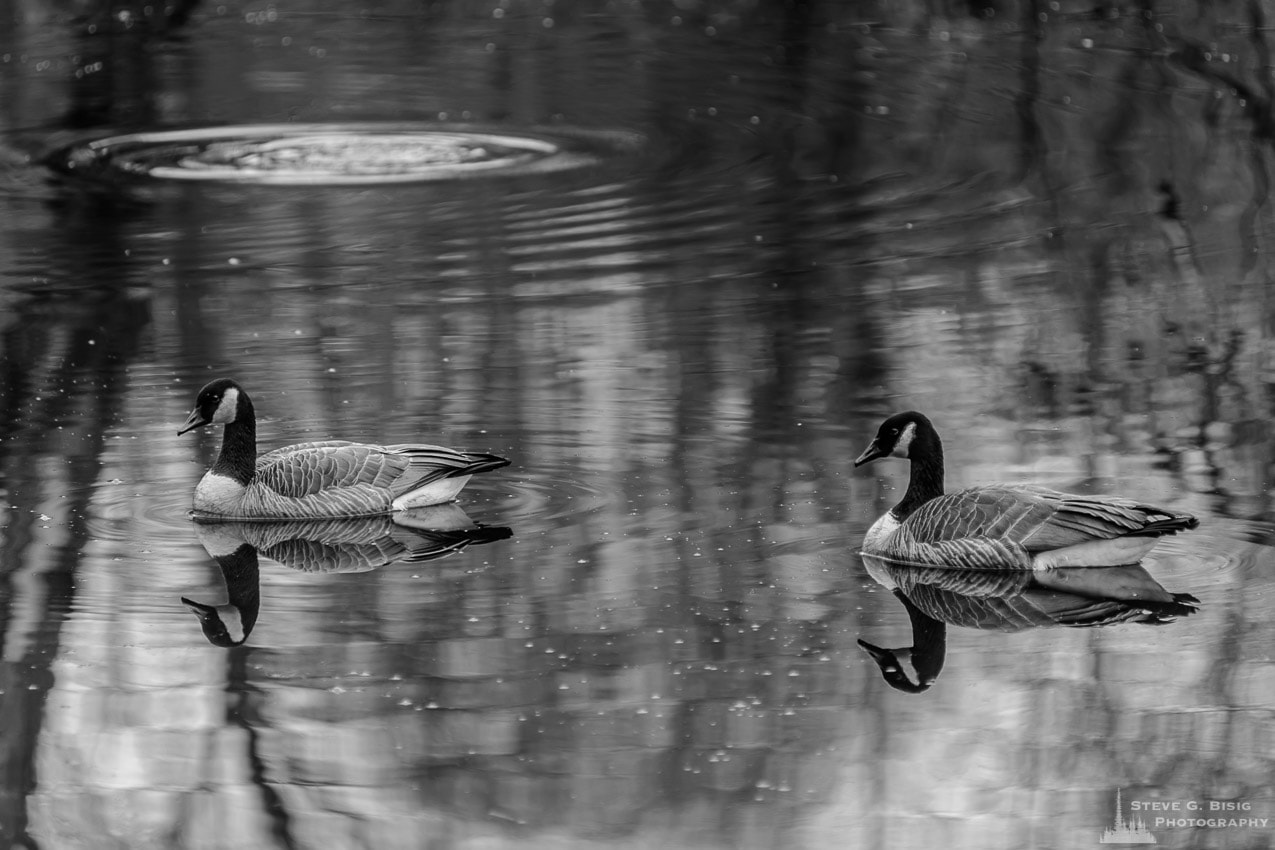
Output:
[[1124, 511, 1200, 537], [1127, 592, 1201, 622], [452, 453, 511, 477]]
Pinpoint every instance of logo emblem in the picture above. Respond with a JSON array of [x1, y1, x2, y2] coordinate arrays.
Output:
[[1100, 788, 1157, 844]]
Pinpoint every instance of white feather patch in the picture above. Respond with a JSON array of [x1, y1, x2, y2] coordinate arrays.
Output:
[[211, 387, 240, 424], [891, 422, 916, 458], [1031, 535, 1160, 569], [194, 472, 247, 514], [391, 474, 471, 510], [217, 604, 246, 644], [862, 512, 902, 554]]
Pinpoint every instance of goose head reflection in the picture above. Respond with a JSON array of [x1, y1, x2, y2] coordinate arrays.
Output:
[[182, 504, 512, 647], [857, 554, 1199, 693]]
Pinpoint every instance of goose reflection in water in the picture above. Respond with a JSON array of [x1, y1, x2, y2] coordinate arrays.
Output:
[[857, 554, 1199, 693], [182, 504, 512, 647]]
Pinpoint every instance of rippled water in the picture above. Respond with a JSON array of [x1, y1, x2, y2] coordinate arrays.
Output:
[[3, 2, 1275, 849]]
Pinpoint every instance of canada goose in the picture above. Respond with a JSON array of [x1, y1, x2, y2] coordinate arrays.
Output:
[[179, 378, 509, 520], [858, 555, 1199, 692], [182, 506, 512, 646], [853, 412, 1199, 569]]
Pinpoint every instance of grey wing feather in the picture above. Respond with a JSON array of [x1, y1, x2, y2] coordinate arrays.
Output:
[[257, 443, 505, 496], [901, 487, 1064, 544], [255, 444, 414, 497], [386, 445, 510, 479], [884, 535, 1035, 570], [235, 442, 508, 519], [886, 485, 1196, 569], [901, 485, 1194, 547], [886, 487, 1055, 568]]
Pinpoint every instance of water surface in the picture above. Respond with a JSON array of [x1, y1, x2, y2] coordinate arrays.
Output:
[[2, 2, 1274, 849]]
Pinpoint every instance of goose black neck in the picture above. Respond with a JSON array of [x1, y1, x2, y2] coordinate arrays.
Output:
[[212, 392, 257, 486], [896, 589, 946, 693], [218, 544, 261, 635], [895, 426, 944, 520]]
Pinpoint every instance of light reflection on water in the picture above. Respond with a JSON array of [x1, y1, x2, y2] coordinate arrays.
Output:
[[3, 2, 1275, 849]]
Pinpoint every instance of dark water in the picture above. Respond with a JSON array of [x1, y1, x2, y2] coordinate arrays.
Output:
[[2, 2, 1274, 848]]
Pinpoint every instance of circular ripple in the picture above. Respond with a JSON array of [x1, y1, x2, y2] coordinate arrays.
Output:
[[50, 123, 644, 186], [492, 470, 613, 528], [82, 479, 197, 550]]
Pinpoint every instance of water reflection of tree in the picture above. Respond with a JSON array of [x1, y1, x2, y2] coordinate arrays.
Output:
[[8, 2, 1275, 848], [0, 221, 150, 849], [825, 0, 1275, 527]]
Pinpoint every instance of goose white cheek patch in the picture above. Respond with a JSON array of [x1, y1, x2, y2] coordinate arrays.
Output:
[[891, 422, 916, 458], [211, 387, 240, 424], [219, 605, 246, 644]]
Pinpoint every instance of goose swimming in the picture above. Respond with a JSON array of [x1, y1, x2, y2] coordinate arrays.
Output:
[[179, 378, 509, 520], [854, 412, 1198, 569]]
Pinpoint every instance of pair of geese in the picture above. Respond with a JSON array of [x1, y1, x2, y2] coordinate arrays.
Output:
[[180, 378, 1198, 636], [180, 379, 1197, 569]]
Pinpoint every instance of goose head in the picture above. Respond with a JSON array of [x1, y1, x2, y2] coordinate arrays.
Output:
[[858, 588, 947, 693], [181, 597, 252, 647], [855, 411, 946, 517], [856, 640, 938, 693], [179, 378, 248, 435], [853, 411, 936, 467]]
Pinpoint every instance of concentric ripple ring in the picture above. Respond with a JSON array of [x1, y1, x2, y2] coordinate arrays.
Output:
[[52, 123, 643, 186]]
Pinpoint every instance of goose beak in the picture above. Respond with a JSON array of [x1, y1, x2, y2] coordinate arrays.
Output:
[[854, 440, 886, 467], [178, 407, 209, 435], [181, 597, 216, 616], [857, 638, 898, 667], [181, 597, 248, 647]]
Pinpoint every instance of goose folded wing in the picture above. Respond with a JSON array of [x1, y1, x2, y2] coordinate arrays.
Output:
[[1010, 487, 1196, 550], [901, 485, 1191, 551], [386, 444, 508, 480], [255, 445, 413, 497]]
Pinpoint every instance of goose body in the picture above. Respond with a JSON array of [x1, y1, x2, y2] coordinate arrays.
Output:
[[855, 412, 1198, 570], [179, 378, 509, 520]]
